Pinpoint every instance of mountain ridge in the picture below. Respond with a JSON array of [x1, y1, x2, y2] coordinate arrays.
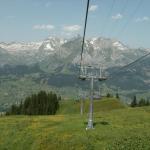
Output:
[[0, 36, 148, 69]]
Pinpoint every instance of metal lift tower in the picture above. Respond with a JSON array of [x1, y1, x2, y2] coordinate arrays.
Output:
[[79, 90, 86, 116], [79, 66, 107, 129]]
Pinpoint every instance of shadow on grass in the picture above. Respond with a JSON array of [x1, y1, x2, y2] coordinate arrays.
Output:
[[84, 121, 109, 127]]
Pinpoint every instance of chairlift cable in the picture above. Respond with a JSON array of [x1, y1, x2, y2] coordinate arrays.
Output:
[[108, 0, 129, 37], [79, 0, 90, 74], [101, 0, 116, 37], [115, 0, 143, 38], [107, 51, 150, 80]]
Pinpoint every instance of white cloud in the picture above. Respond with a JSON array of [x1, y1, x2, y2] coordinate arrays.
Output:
[[45, 2, 51, 7], [112, 13, 123, 20], [60, 32, 72, 37], [89, 5, 98, 12], [33, 1, 51, 8], [63, 25, 81, 32], [6, 15, 15, 19], [136, 16, 149, 22], [33, 24, 55, 30]]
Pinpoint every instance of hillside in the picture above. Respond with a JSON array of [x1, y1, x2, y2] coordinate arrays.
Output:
[[57, 98, 126, 114], [0, 99, 150, 150]]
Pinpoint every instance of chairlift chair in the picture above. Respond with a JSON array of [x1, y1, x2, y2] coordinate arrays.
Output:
[[98, 77, 107, 81], [79, 65, 87, 81], [79, 75, 86, 80]]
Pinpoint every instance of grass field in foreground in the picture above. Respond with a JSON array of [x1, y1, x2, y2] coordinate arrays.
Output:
[[0, 99, 150, 150]]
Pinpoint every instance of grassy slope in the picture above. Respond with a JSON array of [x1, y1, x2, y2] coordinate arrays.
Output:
[[57, 98, 126, 114], [0, 99, 150, 150]]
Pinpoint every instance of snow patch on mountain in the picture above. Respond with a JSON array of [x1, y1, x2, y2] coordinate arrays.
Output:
[[45, 43, 54, 51], [90, 37, 98, 45], [40, 37, 67, 51], [113, 41, 127, 50], [0, 42, 42, 52]]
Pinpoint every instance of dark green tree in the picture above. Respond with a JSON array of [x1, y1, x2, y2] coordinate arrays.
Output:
[[131, 96, 137, 107], [7, 91, 60, 115], [138, 98, 146, 107], [106, 93, 111, 98], [146, 99, 150, 106], [116, 93, 119, 99]]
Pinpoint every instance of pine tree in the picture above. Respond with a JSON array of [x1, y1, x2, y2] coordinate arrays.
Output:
[[146, 99, 150, 106], [138, 98, 146, 107], [116, 93, 119, 99], [107, 93, 111, 98], [7, 91, 60, 115], [131, 96, 137, 107]]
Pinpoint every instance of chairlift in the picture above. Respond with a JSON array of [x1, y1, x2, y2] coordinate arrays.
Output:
[[79, 75, 86, 80], [79, 65, 87, 80], [98, 77, 107, 81], [98, 66, 107, 81]]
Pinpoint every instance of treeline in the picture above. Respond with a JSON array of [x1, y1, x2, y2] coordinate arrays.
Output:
[[106, 93, 119, 99], [6, 91, 61, 115], [131, 96, 150, 107]]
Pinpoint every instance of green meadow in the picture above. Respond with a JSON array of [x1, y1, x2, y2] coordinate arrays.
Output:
[[0, 98, 150, 150]]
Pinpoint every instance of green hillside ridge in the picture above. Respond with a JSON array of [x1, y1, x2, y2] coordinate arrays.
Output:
[[57, 98, 126, 114], [1, 99, 150, 149]]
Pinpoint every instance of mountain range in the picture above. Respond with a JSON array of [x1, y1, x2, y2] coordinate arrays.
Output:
[[0, 36, 149, 68], [0, 36, 149, 110]]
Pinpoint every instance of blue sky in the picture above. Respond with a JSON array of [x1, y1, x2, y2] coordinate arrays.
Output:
[[0, 0, 150, 48]]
